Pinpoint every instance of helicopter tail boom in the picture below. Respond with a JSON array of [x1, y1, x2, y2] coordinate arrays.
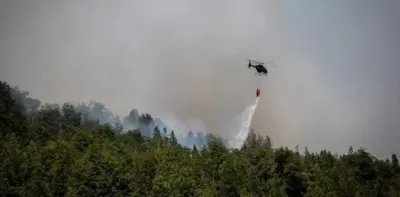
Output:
[[248, 60, 253, 68]]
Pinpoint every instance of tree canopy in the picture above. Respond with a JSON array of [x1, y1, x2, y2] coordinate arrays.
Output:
[[0, 80, 399, 197]]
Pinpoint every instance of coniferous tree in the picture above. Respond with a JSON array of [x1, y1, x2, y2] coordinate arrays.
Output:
[[170, 130, 178, 146], [304, 147, 310, 156], [266, 135, 272, 148], [392, 153, 399, 172], [348, 146, 354, 154]]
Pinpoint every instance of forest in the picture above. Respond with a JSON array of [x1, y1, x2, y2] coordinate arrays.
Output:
[[1, 80, 399, 197]]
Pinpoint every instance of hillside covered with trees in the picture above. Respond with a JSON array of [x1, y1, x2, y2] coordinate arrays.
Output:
[[1, 80, 399, 197]]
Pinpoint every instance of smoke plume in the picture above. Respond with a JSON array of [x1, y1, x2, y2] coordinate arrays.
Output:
[[1, 0, 400, 157]]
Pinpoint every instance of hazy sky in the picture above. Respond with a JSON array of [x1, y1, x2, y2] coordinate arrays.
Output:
[[1, 0, 399, 158]]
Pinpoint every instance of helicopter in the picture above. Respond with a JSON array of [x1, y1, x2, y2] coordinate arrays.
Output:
[[247, 59, 275, 76]]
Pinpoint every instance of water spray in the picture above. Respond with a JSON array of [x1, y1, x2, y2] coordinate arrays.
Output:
[[229, 95, 260, 149]]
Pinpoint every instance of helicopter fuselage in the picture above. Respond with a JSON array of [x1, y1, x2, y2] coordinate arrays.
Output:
[[249, 64, 268, 75]]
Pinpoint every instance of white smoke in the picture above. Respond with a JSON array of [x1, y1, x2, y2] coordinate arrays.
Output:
[[228, 97, 260, 149], [158, 113, 206, 134], [158, 112, 187, 137]]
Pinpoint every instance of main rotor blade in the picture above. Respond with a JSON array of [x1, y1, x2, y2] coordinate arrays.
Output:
[[246, 59, 274, 64], [246, 59, 263, 64]]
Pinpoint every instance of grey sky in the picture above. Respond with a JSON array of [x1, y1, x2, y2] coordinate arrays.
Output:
[[1, 0, 399, 158]]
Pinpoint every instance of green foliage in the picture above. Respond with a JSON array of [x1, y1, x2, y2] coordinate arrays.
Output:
[[0, 82, 28, 139], [1, 80, 400, 197]]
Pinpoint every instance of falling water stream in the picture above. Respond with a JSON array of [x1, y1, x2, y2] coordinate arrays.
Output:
[[229, 97, 260, 149]]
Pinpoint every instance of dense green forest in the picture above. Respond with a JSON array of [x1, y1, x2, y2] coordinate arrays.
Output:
[[1, 80, 399, 197]]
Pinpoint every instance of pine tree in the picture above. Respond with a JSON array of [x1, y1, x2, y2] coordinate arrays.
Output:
[[170, 130, 178, 146], [152, 126, 162, 145], [163, 127, 168, 144], [266, 135, 272, 148], [348, 146, 353, 154], [392, 153, 399, 172], [304, 147, 310, 156], [163, 127, 167, 138], [193, 145, 198, 154]]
